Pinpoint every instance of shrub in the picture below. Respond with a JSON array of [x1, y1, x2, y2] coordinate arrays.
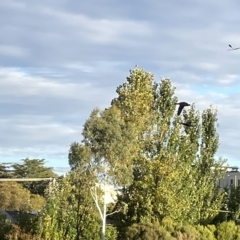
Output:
[[235, 225, 240, 240], [196, 225, 216, 240], [0, 213, 12, 239], [215, 221, 236, 240], [4, 224, 43, 240], [161, 217, 175, 233], [124, 222, 175, 240], [105, 225, 118, 240], [173, 223, 200, 240]]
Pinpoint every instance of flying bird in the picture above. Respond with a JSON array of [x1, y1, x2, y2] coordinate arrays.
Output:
[[228, 44, 240, 51], [175, 102, 191, 116], [180, 120, 192, 127]]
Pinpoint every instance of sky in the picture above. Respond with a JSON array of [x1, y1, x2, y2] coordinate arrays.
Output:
[[1, 0, 240, 175]]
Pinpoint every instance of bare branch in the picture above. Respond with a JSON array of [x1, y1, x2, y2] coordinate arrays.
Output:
[[90, 186, 103, 220], [106, 208, 122, 217], [207, 209, 233, 213]]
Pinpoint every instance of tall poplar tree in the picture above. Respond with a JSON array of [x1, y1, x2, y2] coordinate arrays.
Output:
[[111, 67, 226, 232]]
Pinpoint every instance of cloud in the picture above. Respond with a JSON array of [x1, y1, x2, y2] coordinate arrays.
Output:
[[40, 7, 152, 45], [0, 68, 95, 99], [0, 0, 240, 172], [174, 81, 240, 162], [0, 45, 28, 58], [217, 74, 239, 85], [0, 68, 119, 166], [0, 1, 153, 68]]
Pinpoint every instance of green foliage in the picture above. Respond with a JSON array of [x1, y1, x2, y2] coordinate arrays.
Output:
[[4, 224, 43, 240], [105, 225, 118, 240], [32, 66, 231, 239], [0, 213, 12, 240], [120, 219, 240, 240], [37, 169, 101, 240], [206, 225, 217, 236], [112, 68, 154, 133], [0, 182, 45, 211], [227, 186, 240, 221], [124, 222, 175, 240], [213, 186, 240, 224], [235, 226, 240, 240], [79, 102, 143, 240], [215, 221, 237, 240], [12, 158, 54, 178], [0, 182, 30, 210], [82, 105, 137, 186], [11, 158, 57, 196], [111, 67, 226, 230], [0, 66, 236, 239], [196, 225, 216, 240], [29, 194, 45, 210], [161, 216, 175, 233], [211, 188, 229, 224], [0, 212, 41, 240], [0, 163, 13, 178], [173, 223, 201, 240], [16, 211, 39, 234], [68, 142, 92, 171]]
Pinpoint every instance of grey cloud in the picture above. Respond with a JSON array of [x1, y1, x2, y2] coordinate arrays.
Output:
[[0, 116, 78, 147], [1, 0, 240, 171], [174, 82, 240, 162], [0, 1, 153, 68], [0, 67, 122, 165], [0, 45, 29, 58]]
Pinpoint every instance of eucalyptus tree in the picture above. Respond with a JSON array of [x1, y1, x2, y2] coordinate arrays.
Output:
[[79, 105, 137, 240]]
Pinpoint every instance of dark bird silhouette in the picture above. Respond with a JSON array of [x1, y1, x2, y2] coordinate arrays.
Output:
[[175, 102, 191, 115], [180, 120, 192, 127], [228, 44, 240, 51]]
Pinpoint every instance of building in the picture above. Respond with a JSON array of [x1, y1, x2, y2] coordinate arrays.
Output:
[[218, 166, 240, 189]]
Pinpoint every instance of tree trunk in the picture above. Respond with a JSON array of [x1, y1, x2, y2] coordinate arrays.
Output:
[[101, 172, 107, 240]]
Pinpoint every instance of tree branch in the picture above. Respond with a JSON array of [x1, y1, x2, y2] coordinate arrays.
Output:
[[106, 208, 122, 217], [90, 185, 103, 220]]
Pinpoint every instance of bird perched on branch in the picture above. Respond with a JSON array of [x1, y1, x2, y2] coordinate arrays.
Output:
[[175, 102, 191, 116]]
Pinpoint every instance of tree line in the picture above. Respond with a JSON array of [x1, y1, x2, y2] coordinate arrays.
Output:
[[1, 67, 240, 239]]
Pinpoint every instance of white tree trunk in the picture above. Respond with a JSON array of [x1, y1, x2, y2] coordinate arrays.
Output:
[[101, 179, 107, 240], [90, 162, 108, 240]]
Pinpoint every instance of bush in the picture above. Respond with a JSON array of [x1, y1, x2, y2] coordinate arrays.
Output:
[[124, 222, 175, 240], [16, 211, 39, 234], [105, 225, 118, 240], [196, 225, 216, 240], [117, 217, 240, 240], [173, 223, 200, 240], [235, 225, 240, 240], [161, 217, 175, 233], [215, 221, 237, 240], [4, 224, 43, 240], [0, 213, 12, 239]]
